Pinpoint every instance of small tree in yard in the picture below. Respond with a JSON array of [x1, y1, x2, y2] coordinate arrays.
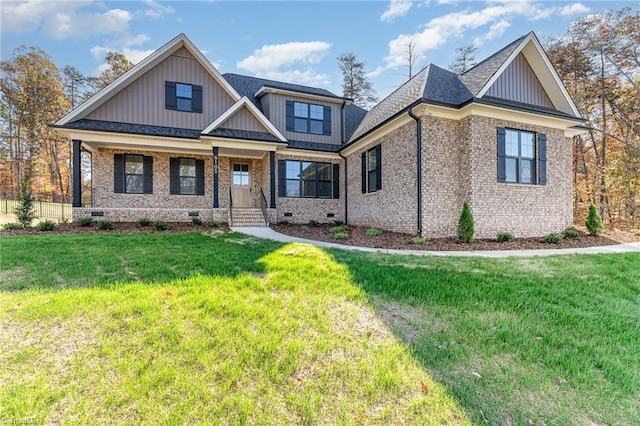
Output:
[[14, 179, 36, 228], [586, 204, 604, 236], [457, 202, 475, 243]]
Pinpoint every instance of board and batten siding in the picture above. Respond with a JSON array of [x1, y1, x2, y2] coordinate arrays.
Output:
[[86, 47, 236, 130], [262, 93, 342, 144], [485, 53, 554, 108], [219, 106, 269, 133]]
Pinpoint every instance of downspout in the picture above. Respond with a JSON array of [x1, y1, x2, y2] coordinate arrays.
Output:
[[408, 108, 423, 237], [339, 101, 348, 224]]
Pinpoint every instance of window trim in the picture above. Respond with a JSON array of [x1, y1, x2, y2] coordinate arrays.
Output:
[[114, 153, 153, 194], [286, 100, 331, 135], [498, 128, 538, 185], [178, 157, 197, 195], [170, 157, 205, 195], [362, 144, 382, 193], [279, 160, 338, 199], [124, 154, 144, 194], [165, 81, 203, 113]]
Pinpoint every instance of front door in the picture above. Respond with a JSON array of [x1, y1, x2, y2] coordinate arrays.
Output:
[[231, 163, 251, 208]]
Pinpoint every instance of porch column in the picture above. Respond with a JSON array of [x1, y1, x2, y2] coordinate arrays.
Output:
[[72, 139, 82, 207], [269, 151, 276, 208], [212, 146, 219, 208]]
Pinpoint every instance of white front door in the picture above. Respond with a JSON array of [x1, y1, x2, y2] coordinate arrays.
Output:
[[231, 163, 251, 208]]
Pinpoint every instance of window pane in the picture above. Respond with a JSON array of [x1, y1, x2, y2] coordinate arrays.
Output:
[[176, 83, 192, 98], [294, 102, 308, 118], [505, 130, 519, 156], [367, 149, 377, 171], [505, 158, 517, 183], [317, 163, 331, 181], [309, 120, 323, 134], [368, 170, 377, 192], [309, 104, 324, 120], [233, 174, 242, 186], [521, 133, 534, 158], [180, 176, 196, 194], [125, 155, 143, 174], [294, 118, 307, 133], [241, 165, 248, 172], [241, 173, 249, 186], [126, 175, 143, 193], [177, 98, 192, 111], [300, 162, 315, 180], [302, 180, 316, 197], [286, 161, 300, 179], [520, 159, 532, 184], [233, 164, 241, 172], [317, 181, 332, 198], [286, 180, 300, 197], [180, 158, 196, 177]]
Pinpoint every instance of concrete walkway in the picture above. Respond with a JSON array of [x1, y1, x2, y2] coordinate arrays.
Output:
[[231, 226, 640, 258]]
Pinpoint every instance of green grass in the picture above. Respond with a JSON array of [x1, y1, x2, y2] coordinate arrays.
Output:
[[1, 232, 639, 424]]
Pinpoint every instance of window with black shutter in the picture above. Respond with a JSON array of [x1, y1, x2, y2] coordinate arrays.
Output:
[[361, 144, 382, 193], [277, 160, 338, 198], [285, 100, 331, 135], [165, 81, 202, 113], [497, 128, 543, 185], [114, 154, 153, 194], [170, 157, 205, 195]]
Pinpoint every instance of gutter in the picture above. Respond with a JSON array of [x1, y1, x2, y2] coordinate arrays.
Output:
[[408, 107, 423, 237]]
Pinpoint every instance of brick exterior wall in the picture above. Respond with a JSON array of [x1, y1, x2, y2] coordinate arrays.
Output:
[[346, 122, 418, 233], [275, 153, 344, 224]]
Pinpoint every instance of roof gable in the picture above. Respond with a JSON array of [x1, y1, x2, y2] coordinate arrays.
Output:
[[56, 34, 241, 126]]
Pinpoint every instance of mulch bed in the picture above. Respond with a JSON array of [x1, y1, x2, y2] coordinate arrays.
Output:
[[1, 222, 230, 236], [270, 223, 636, 251]]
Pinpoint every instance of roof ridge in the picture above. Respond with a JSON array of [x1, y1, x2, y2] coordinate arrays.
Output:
[[223, 72, 337, 95], [461, 32, 529, 76]]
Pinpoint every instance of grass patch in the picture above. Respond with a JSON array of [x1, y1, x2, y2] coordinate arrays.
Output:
[[1, 232, 639, 424]]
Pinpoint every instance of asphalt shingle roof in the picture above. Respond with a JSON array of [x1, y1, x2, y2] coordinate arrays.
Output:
[[56, 119, 202, 139], [206, 128, 283, 143]]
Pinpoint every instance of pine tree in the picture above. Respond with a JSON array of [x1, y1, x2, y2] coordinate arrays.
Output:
[[14, 178, 36, 228], [457, 202, 475, 243], [337, 52, 378, 108], [449, 45, 479, 74], [586, 204, 604, 236]]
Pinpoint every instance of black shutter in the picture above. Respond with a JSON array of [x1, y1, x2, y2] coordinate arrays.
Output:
[[361, 152, 366, 193], [170, 158, 180, 195], [538, 133, 547, 185], [113, 154, 124, 193], [323, 106, 332, 135], [143, 156, 153, 194], [332, 164, 339, 199], [278, 160, 286, 197], [286, 101, 294, 131], [375, 144, 382, 190], [196, 159, 205, 195], [165, 81, 176, 110], [497, 127, 506, 183], [192, 85, 203, 113]]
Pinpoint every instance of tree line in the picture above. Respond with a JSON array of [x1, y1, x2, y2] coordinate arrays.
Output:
[[1, 7, 637, 230]]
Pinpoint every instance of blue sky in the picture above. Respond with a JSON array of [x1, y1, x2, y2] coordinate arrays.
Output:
[[0, 0, 630, 99]]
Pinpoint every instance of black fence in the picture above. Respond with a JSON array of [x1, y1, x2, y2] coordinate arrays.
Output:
[[1, 198, 73, 221]]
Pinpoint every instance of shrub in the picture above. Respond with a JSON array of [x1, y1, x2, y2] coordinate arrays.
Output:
[[544, 232, 564, 244], [333, 232, 348, 240], [366, 228, 383, 237], [191, 217, 203, 226], [300, 225, 309, 232], [206, 220, 219, 228], [138, 218, 151, 227], [308, 219, 319, 227], [79, 217, 94, 227], [2, 223, 23, 231], [277, 220, 289, 225], [332, 220, 344, 226], [96, 220, 113, 230], [586, 204, 604, 236], [58, 218, 70, 224], [14, 182, 36, 228], [412, 236, 426, 245], [153, 221, 168, 231], [496, 232, 514, 243], [329, 225, 349, 234], [563, 229, 580, 239], [457, 202, 475, 243], [36, 220, 57, 232]]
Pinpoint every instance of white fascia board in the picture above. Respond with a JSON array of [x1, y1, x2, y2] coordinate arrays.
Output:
[[200, 135, 286, 152], [202, 97, 287, 142]]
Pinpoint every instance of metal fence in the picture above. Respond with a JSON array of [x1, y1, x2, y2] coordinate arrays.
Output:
[[1, 198, 72, 221]]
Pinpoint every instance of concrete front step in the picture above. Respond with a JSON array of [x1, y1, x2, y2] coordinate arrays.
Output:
[[231, 208, 267, 227]]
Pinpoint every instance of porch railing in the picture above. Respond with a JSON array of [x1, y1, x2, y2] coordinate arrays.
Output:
[[259, 188, 268, 225]]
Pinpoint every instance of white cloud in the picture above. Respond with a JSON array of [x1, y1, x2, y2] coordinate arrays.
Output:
[[473, 20, 510, 45], [236, 41, 332, 85], [43, 8, 131, 38], [560, 3, 590, 16], [381, 0, 413, 22], [1, 0, 92, 34], [138, 0, 175, 19]]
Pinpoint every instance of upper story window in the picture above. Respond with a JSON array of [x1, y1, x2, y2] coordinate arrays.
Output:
[[362, 144, 382, 193], [497, 127, 547, 185], [286, 100, 331, 135], [165, 81, 203, 113]]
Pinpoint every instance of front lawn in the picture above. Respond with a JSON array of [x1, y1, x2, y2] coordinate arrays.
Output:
[[1, 232, 638, 424]]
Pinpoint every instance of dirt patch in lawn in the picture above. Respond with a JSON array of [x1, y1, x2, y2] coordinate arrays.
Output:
[[271, 223, 637, 252]]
